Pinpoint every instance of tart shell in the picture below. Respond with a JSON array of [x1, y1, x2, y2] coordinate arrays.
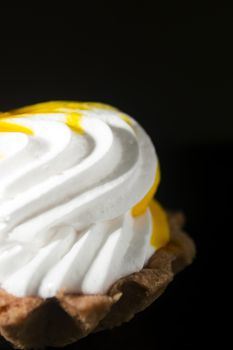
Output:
[[0, 212, 195, 349]]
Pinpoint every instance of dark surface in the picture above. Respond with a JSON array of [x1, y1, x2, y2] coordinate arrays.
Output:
[[0, 2, 232, 349]]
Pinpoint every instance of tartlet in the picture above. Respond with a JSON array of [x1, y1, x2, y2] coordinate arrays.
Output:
[[0, 102, 195, 348]]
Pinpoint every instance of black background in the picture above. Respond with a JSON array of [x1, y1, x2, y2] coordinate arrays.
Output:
[[0, 2, 232, 349]]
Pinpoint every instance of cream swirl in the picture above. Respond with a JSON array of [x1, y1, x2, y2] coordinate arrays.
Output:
[[0, 102, 163, 297]]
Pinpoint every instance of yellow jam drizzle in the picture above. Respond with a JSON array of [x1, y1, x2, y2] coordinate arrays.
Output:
[[150, 200, 170, 249], [0, 101, 121, 136], [132, 164, 170, 249], [0, 121, 34, 135], [119, 113, 132, 125], [132, 164, 161, 216], [66, 112, 83, 134], [5, 101, 118, 116]]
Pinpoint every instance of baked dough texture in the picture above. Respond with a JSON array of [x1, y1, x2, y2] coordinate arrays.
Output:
[[0, 212, 195, 349]]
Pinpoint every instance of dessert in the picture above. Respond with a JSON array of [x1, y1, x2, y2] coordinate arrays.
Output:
[[0, 101, 195, 348]]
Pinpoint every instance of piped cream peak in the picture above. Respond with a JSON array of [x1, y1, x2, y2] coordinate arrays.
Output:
[[0, 100, 169, 297]]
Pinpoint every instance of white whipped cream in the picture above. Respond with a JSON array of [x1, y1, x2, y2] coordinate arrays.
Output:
[[0, 103, 158, 297]]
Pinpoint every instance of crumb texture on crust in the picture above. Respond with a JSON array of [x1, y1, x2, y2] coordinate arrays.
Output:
[[0, 213, 195, 349]]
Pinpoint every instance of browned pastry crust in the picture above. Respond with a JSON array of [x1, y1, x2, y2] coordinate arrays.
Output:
[[0, 212, 195, 349]]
